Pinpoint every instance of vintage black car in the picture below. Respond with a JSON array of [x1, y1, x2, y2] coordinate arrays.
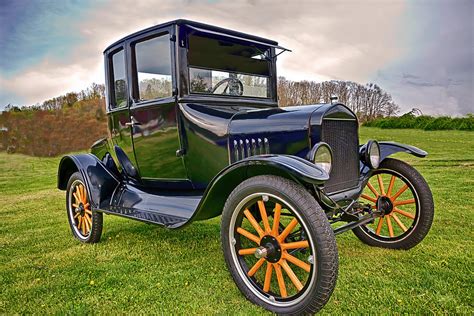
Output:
[[57, 19, 434, 314]]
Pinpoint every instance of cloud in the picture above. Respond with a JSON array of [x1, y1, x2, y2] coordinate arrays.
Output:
[[1, 0, 408, 108], [372, 0, 473, 115]]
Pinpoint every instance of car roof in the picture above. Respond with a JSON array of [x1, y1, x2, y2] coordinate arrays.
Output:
[[103, 19, 279, 53]]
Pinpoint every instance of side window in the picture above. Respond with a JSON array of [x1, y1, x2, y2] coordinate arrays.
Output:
[[110, 49, 127, 108], [134, 34, 172, 101]]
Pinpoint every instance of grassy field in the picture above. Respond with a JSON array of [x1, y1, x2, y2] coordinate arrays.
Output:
[[1, 127, 473, 314]]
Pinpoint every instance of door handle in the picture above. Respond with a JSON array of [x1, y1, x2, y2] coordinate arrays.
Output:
[[125, 116, 141, 127]]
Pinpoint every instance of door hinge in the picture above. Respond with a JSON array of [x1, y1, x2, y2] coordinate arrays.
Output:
[[176, 149, 186, 157]]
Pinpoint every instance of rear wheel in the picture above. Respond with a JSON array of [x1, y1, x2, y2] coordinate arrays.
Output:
[[66, 172, 103, 243], [221, 176, 338, 314], [353, 158, 434, 249]]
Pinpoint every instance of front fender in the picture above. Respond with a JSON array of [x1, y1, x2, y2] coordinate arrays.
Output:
[[359, 141, 427, 177], [379, 141, 427, 161], [190, 154, 328, 221], [57, 154, 120, 209]]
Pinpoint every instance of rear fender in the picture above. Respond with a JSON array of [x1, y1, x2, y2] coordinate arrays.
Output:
[[190, 154, 328, 221], [57, 154, 120, 209]]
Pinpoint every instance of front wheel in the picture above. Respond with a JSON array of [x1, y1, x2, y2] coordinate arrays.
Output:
[[221, 176, 338, 314], [353, 158, 434, 249]]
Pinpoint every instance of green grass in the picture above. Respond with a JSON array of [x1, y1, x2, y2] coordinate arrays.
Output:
[[1, 127, 473, 314]]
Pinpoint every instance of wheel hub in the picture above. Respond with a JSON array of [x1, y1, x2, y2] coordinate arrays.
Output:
[[377, 195, 394, 215], [77, 203, 85, 217], [256, 235, 282, 263]]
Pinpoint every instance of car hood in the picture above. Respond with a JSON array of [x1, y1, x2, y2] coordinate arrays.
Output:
[[227, 105, 325, 162], [228, 105, 320, 135]]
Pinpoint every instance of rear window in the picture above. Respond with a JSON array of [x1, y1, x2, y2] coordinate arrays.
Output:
[[134, 34, 173, 101], [110, 49, 127, 109]]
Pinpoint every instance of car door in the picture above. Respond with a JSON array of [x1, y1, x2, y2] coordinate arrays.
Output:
[[106, 45, 138, 169], [128, 27, 187, 180]]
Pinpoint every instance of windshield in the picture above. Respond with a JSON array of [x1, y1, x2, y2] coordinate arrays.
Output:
[[187, 33, 272, 98]]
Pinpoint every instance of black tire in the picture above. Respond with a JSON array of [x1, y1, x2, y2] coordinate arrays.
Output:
[[66, 171, 103, 243], [221, 175, 338, 314], [353, 158, 434, 249]]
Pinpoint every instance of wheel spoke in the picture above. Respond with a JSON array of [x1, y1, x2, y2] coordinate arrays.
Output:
[[387, 175, 396, 197], [257, 200, 271, 233], [283, 252, 311, 272], [81, 185, 87, 202], [272, 203, 281, 236], [375, 217, 384, 235], [238, 248, 257, 255], [237, 227, 260, 244], [72, 203, 79, 208], [247, 258, 265, 277], [281, 260, 303, 291], [274, 263, 287, 298], [74, 212, 80, 219], [391, 184, 408, 201], [386, 216, 394, 237], [393, 207, 415, 219], [77, 216, 82, 230], [278, 218, 298, 242], [81, 217, 86, 235], [85, 209, 92, 215], [377, 175, 386, 195], [77, 185, 83, 202], [80, 185, 85, 202], [83, 215, 90, 233], [393, 199, 416, 207], [243, 209, 264, 237], [361, 194, 377, 203], [391, 213, 408, 232], [83, 203, 89, 209], [263, 262, 273, 292], [367, 182, 379, 197], [73, 192, 80, 204], [281, 240, 309, 250], [85, 214, 92, 226]]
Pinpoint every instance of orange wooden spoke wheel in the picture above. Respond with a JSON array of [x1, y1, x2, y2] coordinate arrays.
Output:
[[69, 180, 93, 237], [359, 171, 418, 240], [233, 194, 314, 300]]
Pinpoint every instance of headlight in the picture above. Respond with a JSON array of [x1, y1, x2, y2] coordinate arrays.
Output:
[[365, 140, 381, 169], [312, 142, 333, 174]]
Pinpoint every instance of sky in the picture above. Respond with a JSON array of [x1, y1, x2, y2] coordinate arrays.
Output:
[[0, 0, 473, 115]]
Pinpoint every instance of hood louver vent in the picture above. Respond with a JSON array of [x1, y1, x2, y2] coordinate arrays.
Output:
[[232, 137, 270, 162]]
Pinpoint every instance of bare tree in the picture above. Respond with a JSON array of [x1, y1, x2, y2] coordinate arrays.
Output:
[[278, 77, 399, 121]]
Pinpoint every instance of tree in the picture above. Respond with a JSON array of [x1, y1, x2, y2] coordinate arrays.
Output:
[[277, 77, 399, 121]]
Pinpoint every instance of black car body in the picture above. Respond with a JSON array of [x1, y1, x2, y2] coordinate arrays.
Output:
[[57, 20, 433, 314]]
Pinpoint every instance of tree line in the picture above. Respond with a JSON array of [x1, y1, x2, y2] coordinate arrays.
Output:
[[3, 79, 399, 121], [3, 83, 106, 112], [278, 77, 400, 121]]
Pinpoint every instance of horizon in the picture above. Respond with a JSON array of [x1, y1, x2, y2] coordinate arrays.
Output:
[[0, 0, 473, 115]]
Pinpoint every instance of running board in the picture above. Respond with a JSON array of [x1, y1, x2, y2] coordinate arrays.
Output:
[[99, 183, 202, 229]]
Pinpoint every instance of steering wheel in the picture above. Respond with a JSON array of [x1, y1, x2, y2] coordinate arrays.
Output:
[[211, 77, 244, 96]]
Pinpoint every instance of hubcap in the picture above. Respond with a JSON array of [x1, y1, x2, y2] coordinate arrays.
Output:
[[377, 195, 394, 215], [257, 235, 282, 263]]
